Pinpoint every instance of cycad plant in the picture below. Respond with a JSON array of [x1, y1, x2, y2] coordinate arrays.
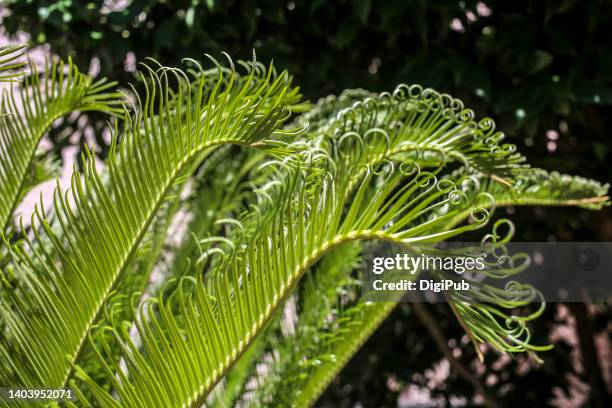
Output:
[[0, 47, 608, 407]]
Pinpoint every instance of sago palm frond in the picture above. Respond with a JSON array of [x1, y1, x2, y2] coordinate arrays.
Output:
[[309, 85, 528, 178], [217, 223, 545, 407], [248, 173, 607, 407], [76, 144, 255, 394], [183, 83, 607, 406], [0, 56, 300, 393], [70, 156, 495, 407], [74, 184, 185, 394], [201, 87, 611, 407], [258, 170, 609, 406], [0, 56, 123, 234], [439, 168, 609, 228]]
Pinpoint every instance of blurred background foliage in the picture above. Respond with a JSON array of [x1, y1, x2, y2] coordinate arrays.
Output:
[[2, 0, 611, 406]]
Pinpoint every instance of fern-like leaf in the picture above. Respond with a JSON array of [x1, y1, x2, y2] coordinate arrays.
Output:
[[0, 56, 298, 392], [71, 156, 494, 407], [0, 56, 122, 234], [310, 85, 528, 178]]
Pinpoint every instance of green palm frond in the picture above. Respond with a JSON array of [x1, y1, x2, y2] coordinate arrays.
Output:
[[77, 141, 284, 399], [286, 166, 610, 403], [0, 56, 123, 234], [487, 168, 609, 209], [71, 157, 494, 407], [0, 56, 300, 392], [307, 85, 527, 178], [219, 168, 607, 407], [439, 168, 609, 228], [220, 223, 546, 407], [0, 44, 26, 82], [74, 184, 184, 395]]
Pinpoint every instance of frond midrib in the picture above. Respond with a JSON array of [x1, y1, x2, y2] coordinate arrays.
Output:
[[183, 229, 411, 408]]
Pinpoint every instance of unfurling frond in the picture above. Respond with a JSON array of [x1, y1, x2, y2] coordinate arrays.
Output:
[[429, 220, 554, 360], [0, 56, 123, 234], [0, 56, 299, 392], [307, 85, 528, 178], [220, 222, 549, 407], [436, 168, 609, 229], [71, 158, 494, 407], [0, 44, 26, 82]]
